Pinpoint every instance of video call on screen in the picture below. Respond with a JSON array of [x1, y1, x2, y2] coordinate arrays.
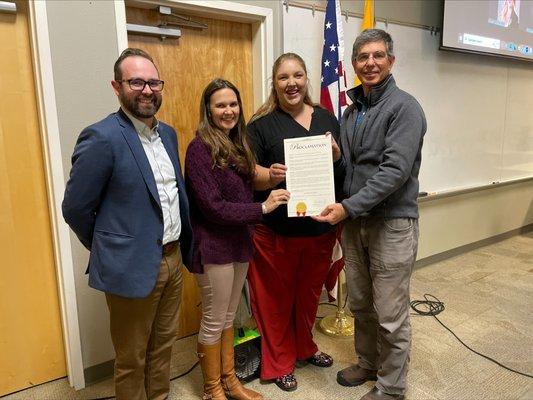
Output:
[[443, 0, 533, 60]]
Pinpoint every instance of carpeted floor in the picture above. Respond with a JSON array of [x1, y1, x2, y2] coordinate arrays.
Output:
[[3, 232, 532, 400]]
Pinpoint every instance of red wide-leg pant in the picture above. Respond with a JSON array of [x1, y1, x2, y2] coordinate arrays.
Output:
[[248, 224, 336, 379]]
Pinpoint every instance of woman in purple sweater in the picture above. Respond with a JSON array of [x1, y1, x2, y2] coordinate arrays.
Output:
[[185, 78, 289, 400]]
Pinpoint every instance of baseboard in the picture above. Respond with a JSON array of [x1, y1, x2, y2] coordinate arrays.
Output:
[[415, 223, 533, 269], [84, 359, 114, 386]]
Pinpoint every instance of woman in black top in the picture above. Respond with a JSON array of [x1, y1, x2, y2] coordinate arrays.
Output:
[[247, 53, 345, 392]]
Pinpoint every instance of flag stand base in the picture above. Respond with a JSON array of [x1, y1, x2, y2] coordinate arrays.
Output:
[[318, 308, 354, 337], [317, 267, 354, 337]]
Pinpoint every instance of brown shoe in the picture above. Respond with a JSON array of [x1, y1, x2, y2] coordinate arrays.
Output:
[[360, 386, 405, 400], [220, 327, 263, 400], [336, 364, 377, 387]]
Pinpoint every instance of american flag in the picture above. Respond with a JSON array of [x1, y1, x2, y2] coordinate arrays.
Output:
[[320, 0, 347, 121], [320, 0, 347, 302], [325, 225, 345, 302]]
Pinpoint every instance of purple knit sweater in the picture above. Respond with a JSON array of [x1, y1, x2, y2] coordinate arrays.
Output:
[[184, 136, 263, 273]]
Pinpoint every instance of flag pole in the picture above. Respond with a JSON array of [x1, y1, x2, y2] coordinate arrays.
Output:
[[317, 0, 354, 338], [318, 269, 354, 337]]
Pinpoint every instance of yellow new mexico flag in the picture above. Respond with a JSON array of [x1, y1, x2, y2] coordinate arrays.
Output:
[[355, 0, 375, 85]]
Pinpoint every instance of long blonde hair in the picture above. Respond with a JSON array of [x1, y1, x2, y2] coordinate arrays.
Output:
[[197, 78, 255, 179], [250, 53, 316, 123]]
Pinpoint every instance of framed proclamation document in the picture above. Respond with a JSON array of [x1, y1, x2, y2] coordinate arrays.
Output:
[[283, 135, 335, 217]]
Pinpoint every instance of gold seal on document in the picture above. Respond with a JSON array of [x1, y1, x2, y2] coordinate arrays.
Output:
[[296, 202, 307, 216]]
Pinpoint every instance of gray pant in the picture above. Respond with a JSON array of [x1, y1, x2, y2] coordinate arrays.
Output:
[[343, 217, 419, 395]]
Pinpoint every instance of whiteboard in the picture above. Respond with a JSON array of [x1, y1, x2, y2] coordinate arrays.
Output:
[[283, 6, 533, 194]]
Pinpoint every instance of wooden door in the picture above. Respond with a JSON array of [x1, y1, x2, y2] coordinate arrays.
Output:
[[126, 7, 253, 338], [0, 1, 67, 396]]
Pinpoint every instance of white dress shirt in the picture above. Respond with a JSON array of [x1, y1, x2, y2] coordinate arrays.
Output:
[[123, 108, 181, 244]]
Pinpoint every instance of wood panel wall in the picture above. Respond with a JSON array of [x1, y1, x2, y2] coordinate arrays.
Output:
[[127, 6, 253, 338], [0, 1, 66, 395]]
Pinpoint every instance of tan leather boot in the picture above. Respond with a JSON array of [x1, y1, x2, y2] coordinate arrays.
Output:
[[197, 341, 227, 400], [220, 327, 263, 400]]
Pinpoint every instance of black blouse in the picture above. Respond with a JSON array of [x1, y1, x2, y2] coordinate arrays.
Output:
[[248, 106, 345, 237]]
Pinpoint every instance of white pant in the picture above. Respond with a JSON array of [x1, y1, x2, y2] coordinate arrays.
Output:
[[195, 262, 249, 344]]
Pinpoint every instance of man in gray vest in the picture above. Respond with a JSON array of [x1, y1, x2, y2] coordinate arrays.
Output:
[[315, 29, 426, 400]]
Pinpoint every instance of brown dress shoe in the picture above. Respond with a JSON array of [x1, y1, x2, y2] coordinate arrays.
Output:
[[337, 364, 377, 386], [360, 386, 405, 400]]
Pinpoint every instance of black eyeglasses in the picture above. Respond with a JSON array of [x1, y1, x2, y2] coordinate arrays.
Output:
[[117, 78, 165, 92]]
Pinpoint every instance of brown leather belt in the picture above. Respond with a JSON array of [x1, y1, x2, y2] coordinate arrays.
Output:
[[162, 240, 179, 256]]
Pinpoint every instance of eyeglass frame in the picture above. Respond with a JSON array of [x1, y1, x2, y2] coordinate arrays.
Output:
[[116, 78, 165, 92], [354, 51, 390, 64]]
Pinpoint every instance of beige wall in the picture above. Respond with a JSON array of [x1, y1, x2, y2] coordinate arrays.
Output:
[[290, 0, 443, 29], [46, 0, 120, 369], [418, 181, 533, 260], [44, 0, 531, 376], [230, 0, 283, 56]]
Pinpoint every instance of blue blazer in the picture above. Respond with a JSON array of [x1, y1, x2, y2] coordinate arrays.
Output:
[[62, 110, 193, 298]]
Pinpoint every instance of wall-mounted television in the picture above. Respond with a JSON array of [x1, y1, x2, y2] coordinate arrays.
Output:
[[441, 0, 533, 61]]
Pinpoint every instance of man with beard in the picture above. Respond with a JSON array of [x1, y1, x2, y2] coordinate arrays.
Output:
[[62, 48, 192, 400]]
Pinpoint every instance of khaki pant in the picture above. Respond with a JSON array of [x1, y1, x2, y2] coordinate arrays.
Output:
[[343, 217, 418, 395], [105, 246, 184, 400], [195, 262, 249, 345]]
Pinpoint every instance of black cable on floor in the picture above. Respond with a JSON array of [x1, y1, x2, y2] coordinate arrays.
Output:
[[317, 286, 350, 319], [170, 360, 199, 381], [411, 293, 533, 379], [318, 302, 338, 307]]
